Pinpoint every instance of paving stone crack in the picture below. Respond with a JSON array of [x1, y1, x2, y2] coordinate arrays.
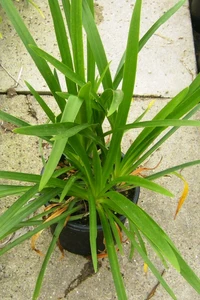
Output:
[[64, 260, 102, 297], [25, 94, 38, 121], [0, 91, 172, 100]]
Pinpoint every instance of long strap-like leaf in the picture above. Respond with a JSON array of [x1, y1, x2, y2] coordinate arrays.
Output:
[[39, 95, 83, 190], [48, 0, 77, 94], [97, 204, 128, 300], [33, 218, 66, 300], [70, 0, 85, 81], [102, 0, 142, 185], [82, 0, 113, 90]]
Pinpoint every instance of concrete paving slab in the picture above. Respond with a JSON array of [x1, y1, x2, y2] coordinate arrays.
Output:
[[0, 95, 199, 299], [0, 0, 196, 97]]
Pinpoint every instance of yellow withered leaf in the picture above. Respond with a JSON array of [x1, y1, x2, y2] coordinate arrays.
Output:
[[144, 262, 148, 274], [147, 99, 156, 110], [28, 0, 45, 19], [173, 172, 189, 219], [44, 206, 68, 223]]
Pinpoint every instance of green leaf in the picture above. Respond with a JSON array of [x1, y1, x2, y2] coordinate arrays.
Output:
[[113, 0, 186, 89], [120, 0, 142, 125], [70, 0, 85, 80], [92, 145, 103, 194], [128, 222, 147, 260], [88, 192, 98, 272], [0, 204, 83, 256], [102, 193, 200, 295], [105, 118, 200, 137], [111, 213, 177, 299], [29, 45, 85, 87], [25, 81, 56, 123], [188, 72, 200, 94], [100, 192, 180, 271], [0, 185, 31, 197], [0, 171, 41, 183], [14, 122, 92, 138], [53, 68, 62, 91], [128, 222, 136, 259], [62, 0, 71, 35], [97, 89, 123, 128], [94, 62, 111, 93], [139, 0, 186, 50], [33, 217, 66, 300], [145, 236, 169, 269], [51, 125, 94, 141], [82, 0, 113, 89], [78, 82, 93, 123], [147, 160, 200, 181], [121, 88, 189, 172], [59, 176, 77, 203], [86, 0, 95, 85], [68, 136, 94, 189], [0, 184, 39, 237], [29, 45, 100, 102], [39, 95, 83, 190], [0, 110, 30, 128], [128, 104, 200, 172], [56, 92, 70, 99], [0, 172, 85, 199], [120, 119, 200, 131], [97, 204, 127, 300], [48, 0, 77, 94], [169, 87, 200, 119], [99, 89, 114, 113], [52, 166, 74, 179], [101, 0, 142, 185], [0, 188, 62, 240], [105, 208, 124, 255], [170, 248, 200, 295], [101, 175, 173, 197], [108, 90, 124, 117]]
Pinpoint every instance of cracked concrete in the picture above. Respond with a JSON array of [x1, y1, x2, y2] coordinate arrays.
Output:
[[0, 1, 200, 299], [64, 260, 102, 297]]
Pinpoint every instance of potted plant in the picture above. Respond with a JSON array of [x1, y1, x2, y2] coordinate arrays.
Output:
[[0, 0, 200, 299]]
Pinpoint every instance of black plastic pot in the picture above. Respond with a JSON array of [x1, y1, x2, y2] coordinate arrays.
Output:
[[50, 187, 140, 256]]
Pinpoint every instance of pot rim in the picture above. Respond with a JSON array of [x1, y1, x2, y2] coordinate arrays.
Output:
[[66, 186, 140, 231]]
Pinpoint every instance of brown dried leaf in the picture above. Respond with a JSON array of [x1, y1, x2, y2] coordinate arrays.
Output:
[[31, 231, 44, 256], [131, 157, 162, 177]]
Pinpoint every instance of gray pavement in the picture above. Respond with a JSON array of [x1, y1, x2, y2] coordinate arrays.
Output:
[[0, 1, 200, 299], [0, 0, 196, 97]]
